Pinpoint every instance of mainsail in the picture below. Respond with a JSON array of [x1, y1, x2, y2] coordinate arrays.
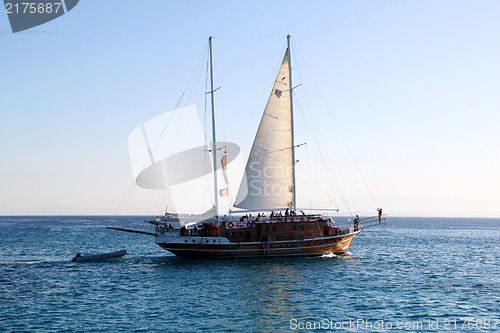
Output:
[[234, 50, 294, 210]]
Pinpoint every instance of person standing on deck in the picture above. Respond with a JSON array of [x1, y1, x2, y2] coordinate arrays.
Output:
[[377, 208, 383, 223]]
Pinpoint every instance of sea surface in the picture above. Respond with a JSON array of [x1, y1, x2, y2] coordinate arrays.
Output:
[[0, 216, 498, 332]]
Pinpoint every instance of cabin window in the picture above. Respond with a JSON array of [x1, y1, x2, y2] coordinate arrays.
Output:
[[185, 240, 188, 243], [206, 240, 209, 243], [285, 225, 288, 228], [265, 226, 270, 232], [319, 223, 322, 226], [192, 240, 195, 243], [312, 224, 315, 227], [300, 225, 304, 230], [293, 225, 297, 231], [213, 240, 216, 243], [272, 226, 277, 232], [232, 232, 236, 237]]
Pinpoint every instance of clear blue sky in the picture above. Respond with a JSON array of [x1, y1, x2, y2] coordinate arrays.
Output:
[[1, 1, 499, 217]]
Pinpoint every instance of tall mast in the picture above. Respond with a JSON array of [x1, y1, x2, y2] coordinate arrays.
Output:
[[287, 34, 297, 212], [209, 36, 219, 217]]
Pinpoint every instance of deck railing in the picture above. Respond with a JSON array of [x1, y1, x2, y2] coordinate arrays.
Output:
[[358, 215, 388, 229]]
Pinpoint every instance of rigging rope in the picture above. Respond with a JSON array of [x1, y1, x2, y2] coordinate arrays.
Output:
[[204, 50, 212, 209], [293, 93, 349, 215], [292, 43, 380, 213], [238, 39, 288, 156]]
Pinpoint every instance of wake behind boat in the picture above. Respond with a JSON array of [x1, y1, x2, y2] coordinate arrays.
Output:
[[72, 249, 127, 262]]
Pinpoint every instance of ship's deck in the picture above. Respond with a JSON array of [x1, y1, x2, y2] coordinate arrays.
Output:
[[155, 215, 355, 243]]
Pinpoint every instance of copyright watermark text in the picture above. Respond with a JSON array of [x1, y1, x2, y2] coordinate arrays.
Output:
[[290, 318, 499, 330]]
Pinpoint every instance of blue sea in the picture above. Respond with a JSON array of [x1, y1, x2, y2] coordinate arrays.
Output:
[[0, 216, 498, 332]]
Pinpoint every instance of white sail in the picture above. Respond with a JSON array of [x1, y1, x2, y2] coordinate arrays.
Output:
[[234, 50, 294, 210]]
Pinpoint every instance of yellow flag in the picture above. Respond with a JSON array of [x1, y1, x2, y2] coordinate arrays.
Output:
[[221, 155, 227, 170]]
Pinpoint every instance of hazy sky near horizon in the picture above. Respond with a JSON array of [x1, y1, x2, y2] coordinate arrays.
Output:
[[1, 1, 499, 217]]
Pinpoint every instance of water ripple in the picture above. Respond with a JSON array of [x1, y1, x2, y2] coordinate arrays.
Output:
[[0, 216, 498, 332]]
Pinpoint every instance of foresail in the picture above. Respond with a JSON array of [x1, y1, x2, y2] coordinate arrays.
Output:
[[234, 50, 293, 210]]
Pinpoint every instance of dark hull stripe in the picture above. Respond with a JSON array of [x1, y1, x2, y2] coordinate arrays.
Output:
[[156, 233, 357, 258]]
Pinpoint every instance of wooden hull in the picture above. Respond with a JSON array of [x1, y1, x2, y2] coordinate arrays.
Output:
[[156, 233, 358, 259]]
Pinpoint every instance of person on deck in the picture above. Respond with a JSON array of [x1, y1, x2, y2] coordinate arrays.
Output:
[[354, 215, 360, 231], [285, 208, 289, 217], [377, 208, 383, 223]]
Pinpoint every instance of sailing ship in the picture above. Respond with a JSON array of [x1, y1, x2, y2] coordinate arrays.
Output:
[[110, 35, 386, 258]]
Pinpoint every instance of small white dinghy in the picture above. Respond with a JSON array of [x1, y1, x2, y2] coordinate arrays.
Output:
[[72, 249, 127, 262]]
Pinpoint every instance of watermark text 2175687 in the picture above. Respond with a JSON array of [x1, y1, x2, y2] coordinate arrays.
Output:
[[5, 2, 62, 14], [4, 0, 79, 33]]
